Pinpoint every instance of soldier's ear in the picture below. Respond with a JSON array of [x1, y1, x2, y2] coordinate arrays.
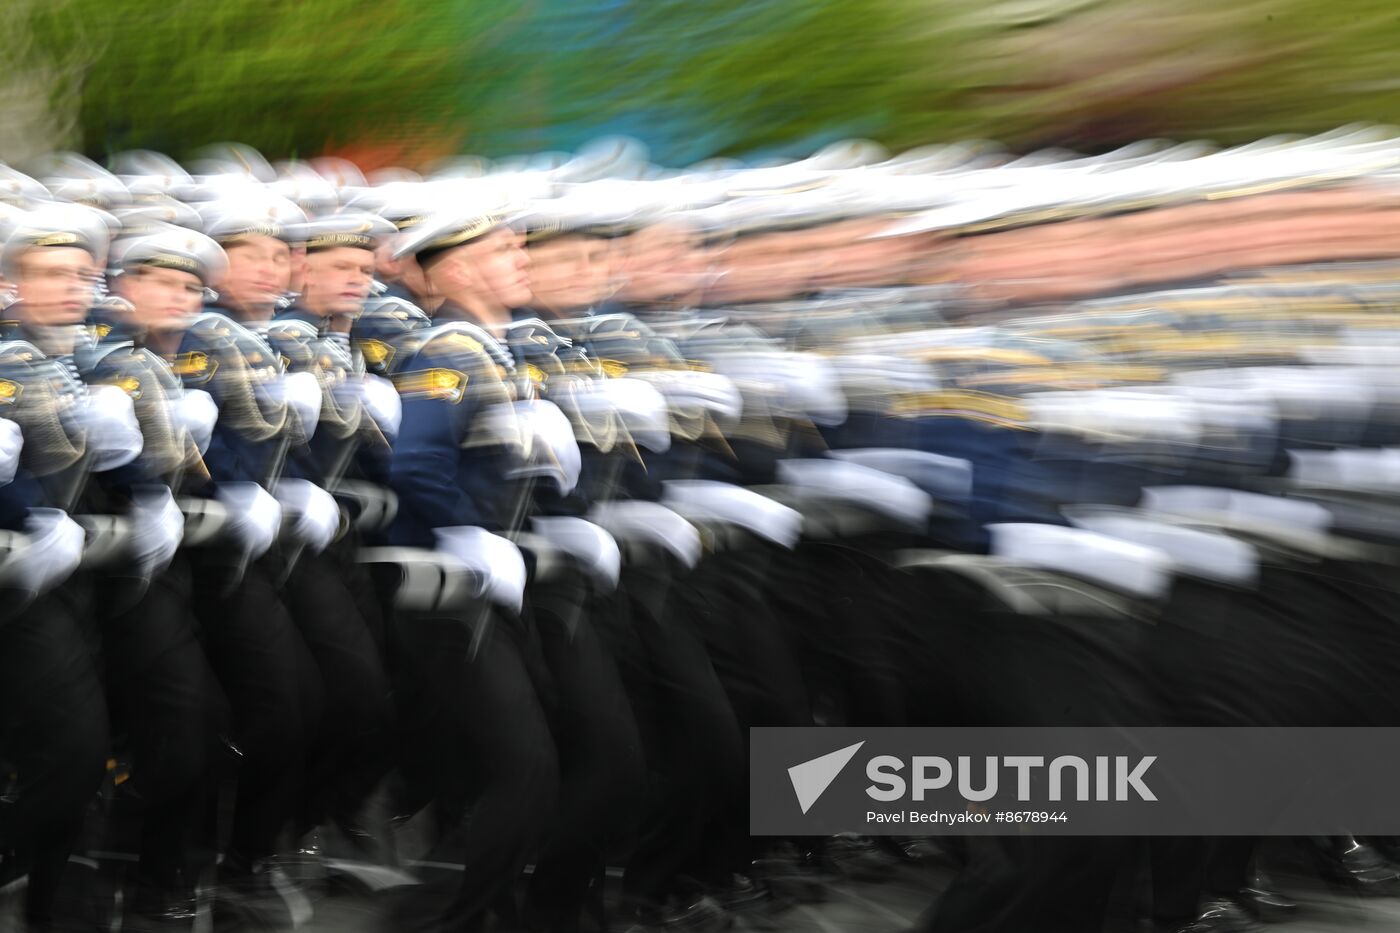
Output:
[[443, 253, 475, 290]]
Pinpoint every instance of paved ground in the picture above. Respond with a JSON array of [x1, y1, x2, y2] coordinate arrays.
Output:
[[10, 854, 1400, 931]]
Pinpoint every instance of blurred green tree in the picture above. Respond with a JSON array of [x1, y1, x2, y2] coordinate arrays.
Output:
[[6, 0, 1400, 166], [956, 0, 1400, 150], [13, 0, 530, 164], [590, 0, 1400, 157], [527, 0, 992, 162]]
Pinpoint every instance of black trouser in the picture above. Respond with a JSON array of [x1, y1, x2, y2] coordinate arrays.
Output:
[[905, 566, 1156, 933], [1142, 551, 1400, 922], [1244, 557, 1400, 888], [279, 547, 394, 837], [1144, 575, 1279, 926], [770, 540, 910, 727], [687, 544, 812, 732], [327, 524, 392, 654], [0, 585, 110, 931], [187, 549, 323, 869], [98, 555, 229, 896], [391, 602, 559, 933], [524, 573, 647, 933], [596, 560, 746, 910], [683, 543, 813, 883]]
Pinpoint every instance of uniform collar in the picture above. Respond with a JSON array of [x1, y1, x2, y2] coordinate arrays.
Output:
[[202, 297, 289, 330], [377, 281, 420, 304], [431, 299, 479, 326], [274, 303, 329, 334], [86, 305, 143, 347], [511, 306, 552, 325], [0, 308, 28, 344], [201, 297, 248, 323], [0, 306, 92, 355]]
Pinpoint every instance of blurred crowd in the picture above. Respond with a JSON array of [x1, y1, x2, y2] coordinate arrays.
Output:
[[4, 129, 1400, 933]]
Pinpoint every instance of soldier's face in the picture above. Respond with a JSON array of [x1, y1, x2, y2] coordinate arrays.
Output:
[[527, 235, 611, 311], [302, 246, 374, 318], [15, 247, 99, 326], [117, 266, 205, 333], [450, 228, 532, 310], [619, 224, 707, 304], [221, 235, 291, 314]]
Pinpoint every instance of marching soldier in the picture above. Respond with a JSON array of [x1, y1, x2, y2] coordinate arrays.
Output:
[[519, 211, 622, 319], [343, 185, 442, 312], [92, 224, 232, 930], [266, 212, 399, 855], [0, 203, 116, 933], [170, 224, 326, 928], [386, 207, 650, 933], [393, 207, 532, 335], [198, 196, 307, 326], [373, 275, 555, 932]]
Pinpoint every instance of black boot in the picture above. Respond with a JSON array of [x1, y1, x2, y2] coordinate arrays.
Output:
[[1234, 873, 1298, 924], [1163, 897, 1260, 933], [1309, 835, 1400, 893]]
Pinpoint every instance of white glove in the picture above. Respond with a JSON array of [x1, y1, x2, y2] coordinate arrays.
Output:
[[171, 389, 217, 456], [589, 500, 702, 568], [0, 508, 86, 594], [434, 525, 527, 614], [776, 458, 933, 530], [829, 448, 973, 504], [1140, 486, 1332, 535], [531, 517, 621, 590], [1288, 447, 1400, 494], [1069, 512, 1259, 587], [0, 419, 23, 486], [711, 351, 847, 426], [477, 402, 526, 450], [129, 486, 184, 576], [358, 374, 403, 440], [662, 480, 803, 549], [273, 371, 323, 442], [274, 479, 341, 553], [780, 353, 847, 426], [572, 378, 671, 453], [634, 370, 743, 425], [216, 483, 283, 559], [81, 384, 143, 472], [1024, 389, 1202, 443], [506, 400, 582, 496], [988, 523, 1173, 601]]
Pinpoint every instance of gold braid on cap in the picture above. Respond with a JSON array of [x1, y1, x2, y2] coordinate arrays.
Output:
[[304, 231, 375, 251], [29, 231, 81, 248], [217, 222, 284, 244], [417, 214, 502, 260], [523, 218, 568, 245], [140, 252, 201, 274]]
